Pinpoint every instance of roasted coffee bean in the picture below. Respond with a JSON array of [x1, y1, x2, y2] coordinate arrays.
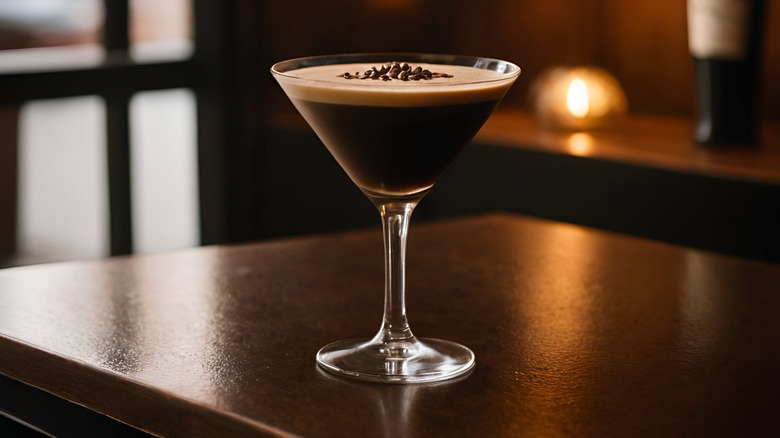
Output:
[[338, 62, 453, 82]]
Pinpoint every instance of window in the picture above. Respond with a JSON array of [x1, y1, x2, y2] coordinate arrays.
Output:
[[1, 1, 230, 265]]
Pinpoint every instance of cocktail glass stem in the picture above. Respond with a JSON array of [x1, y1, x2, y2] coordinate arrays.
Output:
[[372, 200, 418, 353], [316, 191, 475, 382]]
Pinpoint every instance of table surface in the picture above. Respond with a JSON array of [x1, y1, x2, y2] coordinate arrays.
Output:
[[1, 213, 779, 437]]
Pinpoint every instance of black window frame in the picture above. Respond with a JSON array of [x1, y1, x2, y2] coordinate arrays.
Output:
[[0, 0, 235, 256]]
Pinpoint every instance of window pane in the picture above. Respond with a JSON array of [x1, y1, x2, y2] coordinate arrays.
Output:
[[129, 0, 192, 62], [0, 0, 103, 50], [17, 96, 109, 262], [130, 88, 199, 254], [0, 0, 104, 72]]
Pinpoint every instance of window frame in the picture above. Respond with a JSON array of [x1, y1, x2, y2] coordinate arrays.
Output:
[[0, 0, 234, 256]]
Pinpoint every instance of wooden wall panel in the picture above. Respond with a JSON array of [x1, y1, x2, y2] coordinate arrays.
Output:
[[223, 0, 780, 243], [252, 0, 779, 118], [602, 1, 693, 115]]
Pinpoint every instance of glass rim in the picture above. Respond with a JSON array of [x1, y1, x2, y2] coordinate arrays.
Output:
[[270, 52, 521, 87]]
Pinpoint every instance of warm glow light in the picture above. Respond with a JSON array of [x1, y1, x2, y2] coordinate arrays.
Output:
[[567, 132, 594, 156], [566, 77, 589, 118], [531, 66, 628, 131]]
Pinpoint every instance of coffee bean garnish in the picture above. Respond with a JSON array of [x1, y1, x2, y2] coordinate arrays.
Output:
[[338, 62, 453, 82]]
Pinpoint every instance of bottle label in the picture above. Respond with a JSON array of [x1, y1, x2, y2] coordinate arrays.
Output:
[[687, 0, 750, 59]]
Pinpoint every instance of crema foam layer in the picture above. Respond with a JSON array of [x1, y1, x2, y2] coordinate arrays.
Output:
[[274, 63, 516, 107]]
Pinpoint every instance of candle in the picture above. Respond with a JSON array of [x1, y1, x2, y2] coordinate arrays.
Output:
[[531, 66, 628, 131]]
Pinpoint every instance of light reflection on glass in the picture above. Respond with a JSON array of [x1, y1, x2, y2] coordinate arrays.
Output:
[[374, 378, 423, 438]]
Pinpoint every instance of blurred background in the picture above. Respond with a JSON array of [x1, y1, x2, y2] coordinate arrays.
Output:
[[1, 0, 779, 267]]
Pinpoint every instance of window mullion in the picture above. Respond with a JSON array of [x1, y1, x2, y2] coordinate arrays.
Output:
[[103, 0, 130, 53], [103, 0, 133, 255]]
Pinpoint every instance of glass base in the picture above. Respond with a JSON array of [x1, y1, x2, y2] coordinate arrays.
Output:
[[316, 337, 475, 384]]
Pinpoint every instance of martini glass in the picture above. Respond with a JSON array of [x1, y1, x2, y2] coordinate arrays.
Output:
[[271, 53, 520, 383]]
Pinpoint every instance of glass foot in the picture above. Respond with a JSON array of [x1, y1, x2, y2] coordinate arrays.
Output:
[[316, 337, 475, 384]]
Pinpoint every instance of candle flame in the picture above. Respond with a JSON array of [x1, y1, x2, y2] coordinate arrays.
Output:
[[566, 77, 589, 118]]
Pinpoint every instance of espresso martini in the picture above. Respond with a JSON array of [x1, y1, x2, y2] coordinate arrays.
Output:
[[273, 59, 517, 198], [272, 54, 520, 383]]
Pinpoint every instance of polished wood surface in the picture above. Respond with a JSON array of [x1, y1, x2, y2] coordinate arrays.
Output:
[[478, 110, 780, 185], [1, 213, 779, 437]]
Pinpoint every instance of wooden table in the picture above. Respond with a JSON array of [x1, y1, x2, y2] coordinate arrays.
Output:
[[1, 213, 779, 437]]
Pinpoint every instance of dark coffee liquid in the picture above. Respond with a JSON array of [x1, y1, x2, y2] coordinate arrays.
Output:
[[292, 99, 500, 195]]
